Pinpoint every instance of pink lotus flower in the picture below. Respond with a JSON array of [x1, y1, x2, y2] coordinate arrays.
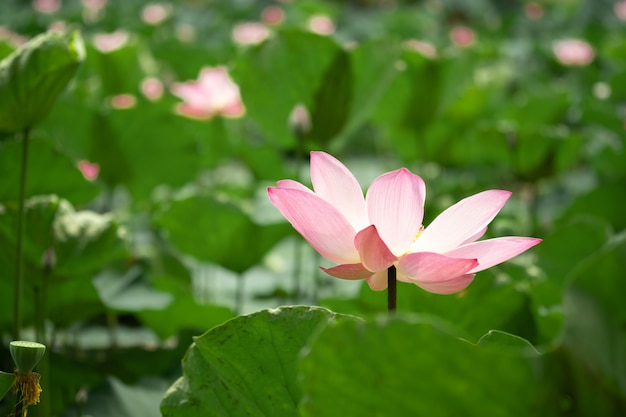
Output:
[[78, 160, 99, 181], [268, 152, 541, 295], [450, 25, 475, 47], [553, 39, 595, 66], [308, 14, 335, 36], [33, 0, 60, 14], [93, 30, 129, 53], [140, 77, 164, 101], [170, 67, 245, 119], [232, 22, 270, 45]]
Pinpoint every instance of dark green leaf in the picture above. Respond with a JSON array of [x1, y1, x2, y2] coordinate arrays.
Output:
[[155, 195, 291, 273], [232, 29, 340, 147], [299, 314, 538, 417]]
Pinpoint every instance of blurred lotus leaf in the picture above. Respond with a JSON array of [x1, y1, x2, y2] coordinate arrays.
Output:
[[0, 30, 85, 133]]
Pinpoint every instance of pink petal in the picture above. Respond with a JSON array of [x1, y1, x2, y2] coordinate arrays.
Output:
[[414, 274, 475, 295], [268, 187, 359, 264], [397, 252, 478, 286], [462, 227, 487, 245], [445, 237, 542, 273], [276, 180, 312, 192], [221, 100, 246, 118], [174, 102, 211, 119], [366, 168, 426, 256], [354, 225, 398, 273], [412, 190, 511, 253], [366, 270, 389, 291], [310, 152, 369, 231], [320, 263, 372, 280], [171, 82, 207, 107]]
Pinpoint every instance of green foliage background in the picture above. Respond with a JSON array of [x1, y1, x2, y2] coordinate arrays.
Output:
[[0, 0, 625, 416]]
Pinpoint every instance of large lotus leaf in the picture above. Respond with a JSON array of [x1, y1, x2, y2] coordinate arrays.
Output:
[[303, 48, 351, 148], [557, 182, 626, 232], [303, 38, 402, 150], [333, 38, 401, 147], [0, 371, 14, 400], [86, 38, 144, 96], [161, 306, 355, 417], [154, 195, 291, 274], [0, 30, 84, 133], [0, 135, 99, 205], [299, 314, 538, 417], [89, 102, 227, 202], [232, 29, 340, 147], [531, 217, 611, 342], [559, 230, 626, 412]]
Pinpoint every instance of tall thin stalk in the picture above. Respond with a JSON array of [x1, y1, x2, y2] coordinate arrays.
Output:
[[14, 129, 31, 340], [387, 265, 397, 312]]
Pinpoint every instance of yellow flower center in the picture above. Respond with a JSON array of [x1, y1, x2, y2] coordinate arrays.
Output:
[[414, 225, 425, 242]]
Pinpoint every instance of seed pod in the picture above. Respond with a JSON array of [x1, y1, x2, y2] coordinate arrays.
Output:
[[9, 341, 46, 374]]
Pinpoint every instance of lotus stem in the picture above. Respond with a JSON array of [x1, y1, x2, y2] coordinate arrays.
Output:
[[388, 265, 397, 312], [14, 129, 31, 340]]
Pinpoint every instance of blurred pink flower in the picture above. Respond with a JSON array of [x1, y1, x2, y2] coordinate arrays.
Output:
[[268, 152, 541, 294], [553, 39, 595, 66], [524, 2, 544, 20], [33, 0, 60, 14], [93, 30, 129, 53], [175, 23, 196, 43], [308, 14, 335, 35], [615, 1, 626, 20], [81, 0, 107, 22], [141, 3, 171, 25], [78, 160, 99, 181], [289, 104, 311, 136], [141, 77, 164, 101], [171, 67, 245, 120], [404, 39, 437, 59], [48, 20, 67, 33], [110, 94, 136, 109], [450, 25, 475, 47], [232, 22, 270, 45], [262, 6, 284, 25]]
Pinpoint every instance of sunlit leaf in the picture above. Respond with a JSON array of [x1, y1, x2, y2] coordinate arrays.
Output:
[[161, 306, 353, 417]]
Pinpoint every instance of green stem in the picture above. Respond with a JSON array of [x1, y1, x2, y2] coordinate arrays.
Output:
[[387, 265, 397, 313], [14, 129, 31, 340]]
